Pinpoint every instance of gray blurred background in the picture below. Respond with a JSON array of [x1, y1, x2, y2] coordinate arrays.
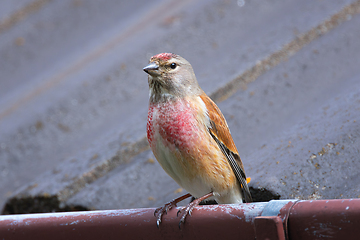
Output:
[[1, 0, 359, 214]]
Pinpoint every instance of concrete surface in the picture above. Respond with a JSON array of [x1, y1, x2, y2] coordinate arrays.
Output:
[[1, 0, 359, 213]]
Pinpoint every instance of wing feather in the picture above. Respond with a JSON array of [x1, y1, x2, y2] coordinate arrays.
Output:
[[200, 93, 252, 203]]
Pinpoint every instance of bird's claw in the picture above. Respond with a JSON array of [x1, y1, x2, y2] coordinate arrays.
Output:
[[154, 201, 178, 228], [176, 208, 181, 217], [156, 219, 161, 229], [177, 202, 196, 229]]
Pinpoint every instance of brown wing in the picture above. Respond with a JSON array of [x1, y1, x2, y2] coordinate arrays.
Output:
[[200, 93, 252, 203]]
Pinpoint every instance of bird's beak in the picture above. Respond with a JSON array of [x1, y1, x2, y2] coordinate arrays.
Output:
[[143, 62, 159, 74]]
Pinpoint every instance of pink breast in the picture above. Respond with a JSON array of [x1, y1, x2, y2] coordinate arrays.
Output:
[[147, 100, 198, 151]]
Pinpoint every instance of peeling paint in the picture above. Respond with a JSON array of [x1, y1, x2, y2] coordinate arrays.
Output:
[[245, 203, 268, 222], [0, 209, 145, 224], [261, 200, 296, 217], [194, 202, 267, 222]]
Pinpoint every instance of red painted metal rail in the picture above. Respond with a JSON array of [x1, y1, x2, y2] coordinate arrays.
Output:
[[1, 199, 359, 240]]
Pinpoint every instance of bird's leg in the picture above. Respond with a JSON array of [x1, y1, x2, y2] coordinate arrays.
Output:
[[177, 192, 214, 229], [154, 193, 192, 228]]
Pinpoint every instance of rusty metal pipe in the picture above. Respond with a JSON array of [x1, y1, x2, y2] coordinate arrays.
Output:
[[0, 203, 268, 240], [0, 199, 359, 240], [288, 199, 360, 240]]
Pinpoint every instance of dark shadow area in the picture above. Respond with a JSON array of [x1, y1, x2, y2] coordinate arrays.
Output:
[[249, 187, 281, 202], [2, 196, 89, 215]]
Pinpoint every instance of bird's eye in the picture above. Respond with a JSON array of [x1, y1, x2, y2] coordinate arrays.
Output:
[[170, 63, 177, 69]]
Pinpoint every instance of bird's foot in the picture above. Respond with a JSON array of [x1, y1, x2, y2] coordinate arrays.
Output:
[[154, 193, 192, 228], [176, 200, 198, 229], [176, 192, 214, 229], [154, 200, 178, 228]]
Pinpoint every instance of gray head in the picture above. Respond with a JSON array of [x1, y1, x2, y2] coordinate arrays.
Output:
[[143, 53, 202, 102]]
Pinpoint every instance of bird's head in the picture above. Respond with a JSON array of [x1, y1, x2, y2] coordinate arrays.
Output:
[[143, 53, 201, 102]]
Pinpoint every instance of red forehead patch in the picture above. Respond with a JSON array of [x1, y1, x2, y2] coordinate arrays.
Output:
[[151, 53, 176, 61]]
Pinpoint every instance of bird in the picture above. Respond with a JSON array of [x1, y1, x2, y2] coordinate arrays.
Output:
[[143, 53, 252, 228]]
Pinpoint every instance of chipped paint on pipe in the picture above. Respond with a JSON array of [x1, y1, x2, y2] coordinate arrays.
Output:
[[0, 202, 268, 240], [288, 199, 360, 240], [1, 199, 360, 240]]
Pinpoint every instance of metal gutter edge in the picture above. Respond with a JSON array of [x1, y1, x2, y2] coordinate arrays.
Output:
[[0, 198, 359, 240]]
